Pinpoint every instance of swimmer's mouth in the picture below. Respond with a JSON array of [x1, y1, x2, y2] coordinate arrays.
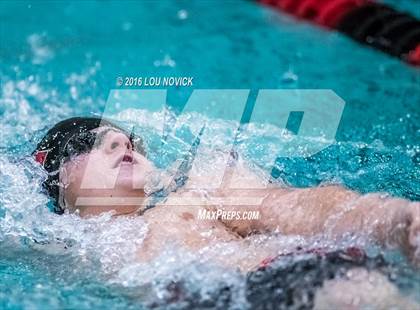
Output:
[[113, 153, 137, 168]]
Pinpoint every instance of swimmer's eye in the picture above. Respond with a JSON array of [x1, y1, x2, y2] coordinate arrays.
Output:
[[63, 129, 113, 159], [63, 132, 98, 160]]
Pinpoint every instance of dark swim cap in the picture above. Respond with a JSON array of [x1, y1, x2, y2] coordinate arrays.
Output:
[[33, 116, 144, 214]]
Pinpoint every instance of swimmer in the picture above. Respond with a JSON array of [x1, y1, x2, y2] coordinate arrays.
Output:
[[33, 116, 420, 308]]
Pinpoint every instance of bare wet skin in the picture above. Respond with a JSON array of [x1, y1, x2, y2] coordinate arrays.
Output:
[[139, 202, 283, 272], [136, 175, 419, 273], [135, 164, 287, 271]]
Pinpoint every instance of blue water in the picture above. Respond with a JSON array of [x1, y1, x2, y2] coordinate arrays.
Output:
[[1, 0, 419, 309]]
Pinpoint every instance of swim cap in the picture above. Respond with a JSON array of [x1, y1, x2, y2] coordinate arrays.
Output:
[[33, 116, 144, 214]]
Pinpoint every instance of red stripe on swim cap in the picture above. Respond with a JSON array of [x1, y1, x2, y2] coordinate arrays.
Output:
[[34, 150, 49, 166]]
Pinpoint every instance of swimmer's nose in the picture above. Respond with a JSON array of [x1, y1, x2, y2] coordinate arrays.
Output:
[[104, 132, 133, 154]]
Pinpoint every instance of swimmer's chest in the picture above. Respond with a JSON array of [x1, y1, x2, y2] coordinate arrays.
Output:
[[144, 204, 237, 243]]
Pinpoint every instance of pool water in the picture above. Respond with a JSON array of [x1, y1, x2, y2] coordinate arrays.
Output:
[[1, 0, 419, 309]]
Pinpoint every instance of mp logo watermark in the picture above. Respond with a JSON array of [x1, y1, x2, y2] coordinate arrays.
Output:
[[73, 89, 345, 210]]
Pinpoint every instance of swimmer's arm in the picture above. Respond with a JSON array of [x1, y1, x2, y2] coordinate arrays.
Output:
[[260, 186, 408, 241], [220, 186, 419, 257], [267, 187, 418, 258], [188, 154, 419, 257]]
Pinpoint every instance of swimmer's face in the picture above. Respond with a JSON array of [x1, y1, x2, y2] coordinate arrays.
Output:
[[59, 126, 155, 217]]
